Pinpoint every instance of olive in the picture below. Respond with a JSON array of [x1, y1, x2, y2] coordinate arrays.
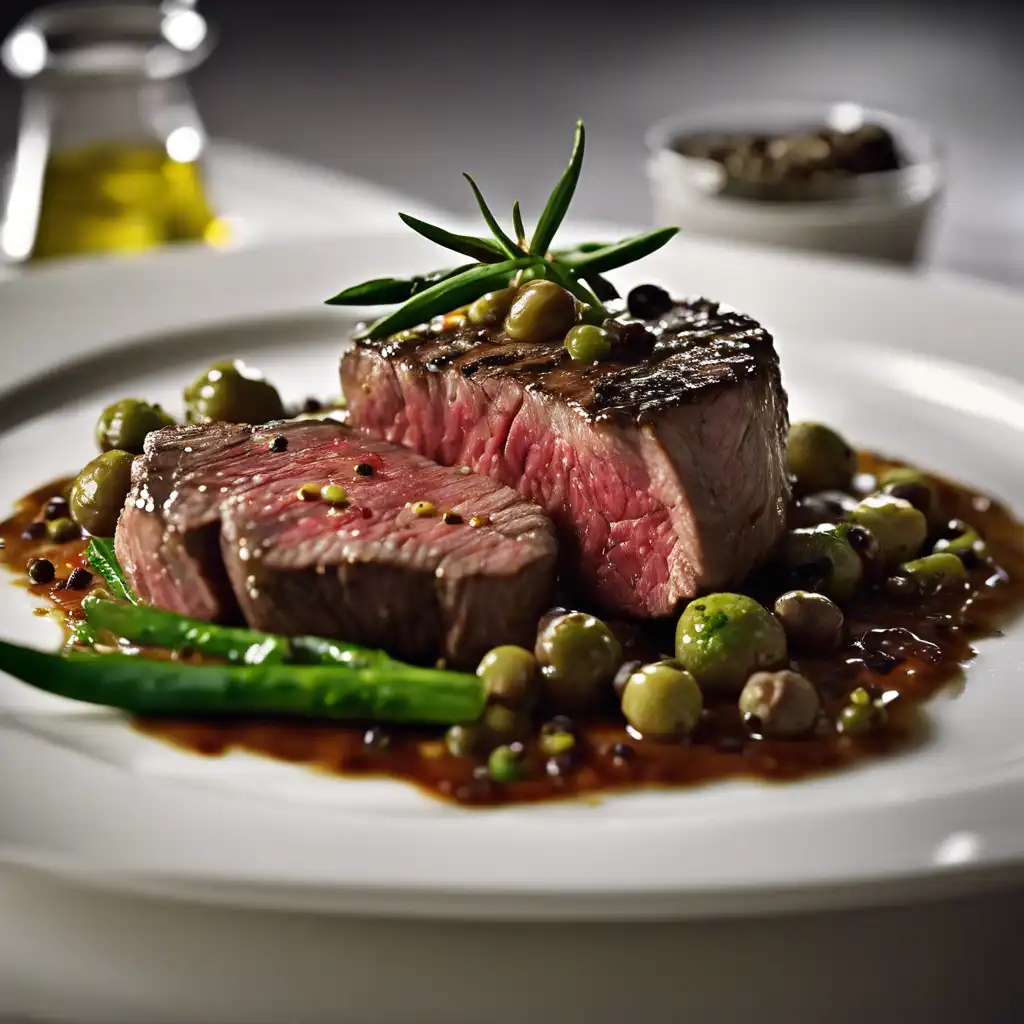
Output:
[[675, 593, 787, 696], [94, 399, 174, 454], [477, 645, 537, 709], [739, 669, 820, 738], [626, 284, 673, 320], [933, 520, 988, 562], [503, 281, 578, 343], [786, 422, 856, 494], [184, 360, 285, 425], [777, 524, 863, 603], [564, 324, 613, 362], [893, 552, 967, 595], [620, 661, 703, 740], [538, 729, 577, 758], [69, 450, 134, 537], [772, 590, 844, 652], [849, 494, 927, 567], [878, 467, 940, 525], [467, 287, 517, 326], [535, 611, 623, 713]]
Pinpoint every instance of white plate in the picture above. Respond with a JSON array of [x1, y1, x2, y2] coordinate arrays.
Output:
[[0, 231, 1023, 921]]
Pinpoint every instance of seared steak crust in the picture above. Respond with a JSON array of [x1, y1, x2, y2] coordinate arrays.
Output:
[[341, 298, 789, 618]]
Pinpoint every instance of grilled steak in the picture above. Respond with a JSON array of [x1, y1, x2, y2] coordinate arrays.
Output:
[[115, 420, 557, 667], [341, 297, 789, 619]]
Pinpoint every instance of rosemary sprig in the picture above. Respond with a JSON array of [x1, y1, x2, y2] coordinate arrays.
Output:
[[357, 258, 536, 340], [529, 121, 586, 258], [463, 174, 523, 258], [512, 201, 526, 247], [398, 213, 505, 264], [326, 122, 679, 338]]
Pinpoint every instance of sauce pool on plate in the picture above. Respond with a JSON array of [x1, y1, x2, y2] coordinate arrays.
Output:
[[2, 452, 1023, 807]]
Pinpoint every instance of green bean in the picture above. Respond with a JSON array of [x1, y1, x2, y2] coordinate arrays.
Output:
[[83, 595, 289, 665], [82, 595, 389, 669], [85, 538, 135, 604], [0, 640, 485, 725]]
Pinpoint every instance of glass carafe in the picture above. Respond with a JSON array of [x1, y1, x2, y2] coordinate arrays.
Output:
[[1, 1, 224, 262]]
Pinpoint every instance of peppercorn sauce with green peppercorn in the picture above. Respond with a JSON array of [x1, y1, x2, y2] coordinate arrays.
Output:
[[2, 450, 1022, 807]]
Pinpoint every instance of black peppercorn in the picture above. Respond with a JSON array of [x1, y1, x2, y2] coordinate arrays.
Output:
[[21, 521, 46, 541], [442, 511, 463, 525], [363, 726, 391, 751], [43, 496, 69, 521], [354, 463, 373, 477], [302, 397, 323, 414], [627, 284, 673, 320], [66, 567, 93, 590], [268, 434, 288, 453], [26, 557, 55, 585], [607, 741, 635, 764]]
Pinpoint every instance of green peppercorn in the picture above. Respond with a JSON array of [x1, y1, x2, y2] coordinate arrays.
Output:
[[539, 730, 577, 757], [487, 742, 528, 783], [410, 501, 436, 517], [564, 324, 614, 362], [320, 484, 348, 505], [46, 517, 81, 544], [835, 687, 887, 736]]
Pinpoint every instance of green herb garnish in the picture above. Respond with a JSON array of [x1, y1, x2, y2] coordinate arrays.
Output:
[[326, 121, 679, 340], [86, 537, 135, 604]]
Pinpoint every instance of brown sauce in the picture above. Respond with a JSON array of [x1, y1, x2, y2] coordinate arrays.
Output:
[[2, 453, 1023, 807]]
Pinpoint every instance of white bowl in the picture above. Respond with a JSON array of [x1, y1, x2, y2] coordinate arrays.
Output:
[[646, 101, 943, 265]]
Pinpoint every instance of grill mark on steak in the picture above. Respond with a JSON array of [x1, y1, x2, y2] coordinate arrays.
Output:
[[341, 296, 790, 619], [115, 420, 557, 667], [370, 298, 774, 424]]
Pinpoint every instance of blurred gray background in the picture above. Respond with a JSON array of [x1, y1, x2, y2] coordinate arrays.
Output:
[[1, 0, 1023, 282]]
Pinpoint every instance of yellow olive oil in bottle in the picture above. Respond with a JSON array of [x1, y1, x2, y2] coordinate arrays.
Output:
[[1, 2, 225, 263]]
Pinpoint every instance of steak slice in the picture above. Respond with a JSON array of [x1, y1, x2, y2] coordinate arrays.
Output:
[[341, 297, 789, 619], [115, 420, 556, 668]]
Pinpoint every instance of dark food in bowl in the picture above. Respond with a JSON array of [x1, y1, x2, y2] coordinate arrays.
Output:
[[114, 420, 557, 668], [673, 122, 904, 201]]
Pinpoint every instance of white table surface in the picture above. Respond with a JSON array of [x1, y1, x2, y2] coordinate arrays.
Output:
[[1, 143, 1023, 1024]]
